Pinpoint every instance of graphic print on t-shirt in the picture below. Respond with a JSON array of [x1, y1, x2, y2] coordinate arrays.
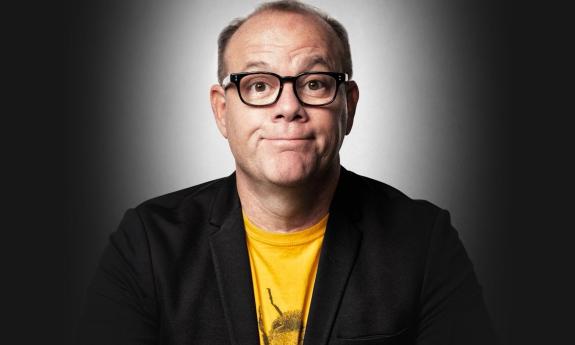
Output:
[[244, 212, 327, 345], [258, 288, 304, 345]]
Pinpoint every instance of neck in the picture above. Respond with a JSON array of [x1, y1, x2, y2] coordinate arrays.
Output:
[[236, 164, 340, 233]]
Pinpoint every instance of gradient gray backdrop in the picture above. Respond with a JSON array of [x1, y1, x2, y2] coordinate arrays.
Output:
[[63, 1, 513, 344]]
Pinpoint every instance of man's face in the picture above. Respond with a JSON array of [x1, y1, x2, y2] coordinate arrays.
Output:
[[211, 11, 358, 187]]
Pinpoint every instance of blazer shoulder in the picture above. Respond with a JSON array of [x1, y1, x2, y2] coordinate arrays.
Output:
[[343, 169, 442, 216], [139, 174, 232, 208], [133, 173, 235, 223]]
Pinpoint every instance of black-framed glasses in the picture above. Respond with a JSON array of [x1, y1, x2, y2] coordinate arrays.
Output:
[[221, 71, 348, 107]]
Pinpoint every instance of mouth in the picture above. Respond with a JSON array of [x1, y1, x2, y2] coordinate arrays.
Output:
[[261, 137, 314, 149], [265, 138, 312, 141], [263, 138, 314, 146], [263, 134, 314, 141]]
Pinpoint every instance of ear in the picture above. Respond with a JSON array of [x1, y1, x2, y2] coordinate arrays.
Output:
[[344, 80, 359, 135], [210, 84, 228, 138]]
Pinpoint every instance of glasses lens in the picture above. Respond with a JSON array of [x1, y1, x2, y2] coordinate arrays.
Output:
[[296, 73, 337, 105], [238, 74, 280, 106]]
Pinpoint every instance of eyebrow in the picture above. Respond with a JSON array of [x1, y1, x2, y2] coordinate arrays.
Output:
[[303, 56, 333, 71], [242, 60, 271, 71], [240, 56, 335, 73]]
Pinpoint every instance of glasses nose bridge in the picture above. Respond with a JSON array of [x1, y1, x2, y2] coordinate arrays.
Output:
[[279, 75, 298, 84], [276, 74, 300, 100]]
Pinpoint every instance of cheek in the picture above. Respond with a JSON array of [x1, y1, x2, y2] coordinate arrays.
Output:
[[314, 114, 346, 154], [225, 109, 261, 152], [325, 94, 348, 130], [327, 106, 348, 140]]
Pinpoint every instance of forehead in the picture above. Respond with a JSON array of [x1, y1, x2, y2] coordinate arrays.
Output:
[[225, 11, 341, 72]]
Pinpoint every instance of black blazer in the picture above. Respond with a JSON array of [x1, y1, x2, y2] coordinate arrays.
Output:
[[77, 168, 496, 344]]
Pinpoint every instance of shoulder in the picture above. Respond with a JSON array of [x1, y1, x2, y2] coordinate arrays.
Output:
[[111, 173, 236, 247], [139, 174, 231, 209], [341, 170, 465, 281], [338, 168, 450, 255], [340, 168, 442, 220], [109, 174, 237, 264], [132, 173, 235, 223]]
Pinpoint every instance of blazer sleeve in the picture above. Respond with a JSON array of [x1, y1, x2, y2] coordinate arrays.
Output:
[[416, 209, 498, 345], [76, 209, 159, 345]]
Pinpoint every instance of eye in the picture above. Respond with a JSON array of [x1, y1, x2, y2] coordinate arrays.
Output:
[[306, 80, 325, 91], [253, 81, 268, 92]]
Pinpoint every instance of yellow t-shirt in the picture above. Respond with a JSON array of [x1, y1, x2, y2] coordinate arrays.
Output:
[[244, 213, 327, 345]]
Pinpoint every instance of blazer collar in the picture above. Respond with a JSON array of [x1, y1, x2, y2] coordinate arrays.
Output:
[[208, 172, 240, 228], [208, 172, 260, 345], [304, 167, 363, 345], [207, 168, 363, 345]]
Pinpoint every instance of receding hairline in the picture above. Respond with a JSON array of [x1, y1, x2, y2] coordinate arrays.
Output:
[[226, 10, 343, 69], [217, 1, 352, 84]]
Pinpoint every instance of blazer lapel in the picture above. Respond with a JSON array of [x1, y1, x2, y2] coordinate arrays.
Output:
[[304, 168, 363, 345], [208, 174, 260, 345]]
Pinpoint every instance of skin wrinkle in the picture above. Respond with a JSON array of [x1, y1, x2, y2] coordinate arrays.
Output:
[[238, 50, 336, 76], [240, 55, 334, 75]]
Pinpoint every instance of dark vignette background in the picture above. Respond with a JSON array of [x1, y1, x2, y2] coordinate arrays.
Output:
[[5, 1, 573, 344]]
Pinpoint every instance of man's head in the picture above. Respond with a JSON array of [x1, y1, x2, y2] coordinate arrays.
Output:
[[210, 0, 359, 188]]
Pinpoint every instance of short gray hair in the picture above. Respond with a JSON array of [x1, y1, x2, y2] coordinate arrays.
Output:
[[217, 0, 353, 84]]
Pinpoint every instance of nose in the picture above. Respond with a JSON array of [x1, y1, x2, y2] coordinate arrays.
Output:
[[273, 82, 307, 122]]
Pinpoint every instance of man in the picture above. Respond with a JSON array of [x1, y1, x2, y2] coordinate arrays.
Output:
[[77, 1, 496, 344]]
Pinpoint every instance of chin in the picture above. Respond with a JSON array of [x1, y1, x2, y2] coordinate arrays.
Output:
[[264, 167, 309, 187], [266, 172, 310, 188], [262, 156, 323, 188]]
